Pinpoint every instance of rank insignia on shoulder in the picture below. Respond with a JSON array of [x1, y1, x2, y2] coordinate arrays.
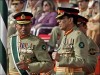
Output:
[[79, 42, 85, 48], [88, 48, 96, 55], [42, 45, 46, 50]]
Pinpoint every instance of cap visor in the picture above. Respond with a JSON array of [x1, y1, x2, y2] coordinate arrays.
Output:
[[17, 21, 31, 25]]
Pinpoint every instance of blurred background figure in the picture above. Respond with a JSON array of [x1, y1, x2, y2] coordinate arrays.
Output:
[[77, 0, 89, 18], [88, 0, 94, 8], [25, 0, 43, 18], [8, 0, 27, 37], [69, 0, 78, 8], [48, 26, 64, 49], [31, 0, 57, 35], [55, 0, 70, 8], [87, 0, 100, 49], [54, 0, 78, 8], [9, 0, 26, 15]]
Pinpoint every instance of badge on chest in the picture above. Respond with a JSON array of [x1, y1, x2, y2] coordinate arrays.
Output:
[[63, 38, 74, 50], [61, 38, 75, 56], [19, 42, 35, 53]]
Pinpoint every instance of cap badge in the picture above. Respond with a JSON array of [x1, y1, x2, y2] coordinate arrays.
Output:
[[21, 14, 25, 19], [60, 12, 64, 15]]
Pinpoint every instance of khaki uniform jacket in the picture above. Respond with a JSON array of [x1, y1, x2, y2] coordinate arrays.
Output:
[[55, 26, 89, 75], [8, 34, 53, 75], [83, 37, 99, 75]]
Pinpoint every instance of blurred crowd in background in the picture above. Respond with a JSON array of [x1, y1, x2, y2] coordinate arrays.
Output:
[[6, 0, 100, 50]]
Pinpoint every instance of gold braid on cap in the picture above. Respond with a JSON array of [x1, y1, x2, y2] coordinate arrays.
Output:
[[56, 9, 65, 18], [56, 12, 64, 18]]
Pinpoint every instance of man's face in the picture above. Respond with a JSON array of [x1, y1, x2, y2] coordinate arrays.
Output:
[[28, 0, 38, 7], [78, 0, 88, 10], [57, 16, 70, 31], [78, 22, 87, 33], [16, 23, 32, 36], [11, 1, 24, 12]]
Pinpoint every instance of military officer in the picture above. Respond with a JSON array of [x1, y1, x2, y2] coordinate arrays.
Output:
[[7, 12, 54, 75], [48, 7, 79, 50], [76, 15, 99, 75], [52, 8, 89, 75]]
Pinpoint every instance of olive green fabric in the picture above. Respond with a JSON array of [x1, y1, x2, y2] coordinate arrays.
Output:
[[48, 26, 64, 47], [83, 37, 99, 74], [56, 26, 89, 75], [8, 34, 54, 75]]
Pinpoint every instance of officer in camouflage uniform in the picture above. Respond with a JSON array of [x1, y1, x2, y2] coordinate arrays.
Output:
[[76, 15, 99, 75], [8, 12, 54, 75], [52, 8, 89, 75]]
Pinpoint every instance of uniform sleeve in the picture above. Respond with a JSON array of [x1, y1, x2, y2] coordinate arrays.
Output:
[[28, 39, 54, 73], [83, 56, 97, 74], [83, 38, 98, 74], [58, 34, 89, 68]]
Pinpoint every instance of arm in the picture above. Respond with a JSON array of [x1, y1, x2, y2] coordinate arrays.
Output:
[[28, 39, 54, 73], [83, 38, 99, 74]]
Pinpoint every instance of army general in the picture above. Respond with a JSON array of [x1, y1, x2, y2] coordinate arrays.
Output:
[[7, 12, 54, 75], [52, 8, 89, 75]]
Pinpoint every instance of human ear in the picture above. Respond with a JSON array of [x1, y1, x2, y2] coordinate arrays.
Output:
[[68, 18, 73, 24]]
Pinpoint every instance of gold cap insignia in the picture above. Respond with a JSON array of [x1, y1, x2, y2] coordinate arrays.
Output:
[[21, 14, 25, 19], [56, 12, 64, 19], [57, 9, 64, 14]]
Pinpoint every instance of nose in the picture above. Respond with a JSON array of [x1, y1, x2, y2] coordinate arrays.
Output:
[[58, 20, 62, 25], [57, 20, 61, 23], [21, 25, 27, 29]]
